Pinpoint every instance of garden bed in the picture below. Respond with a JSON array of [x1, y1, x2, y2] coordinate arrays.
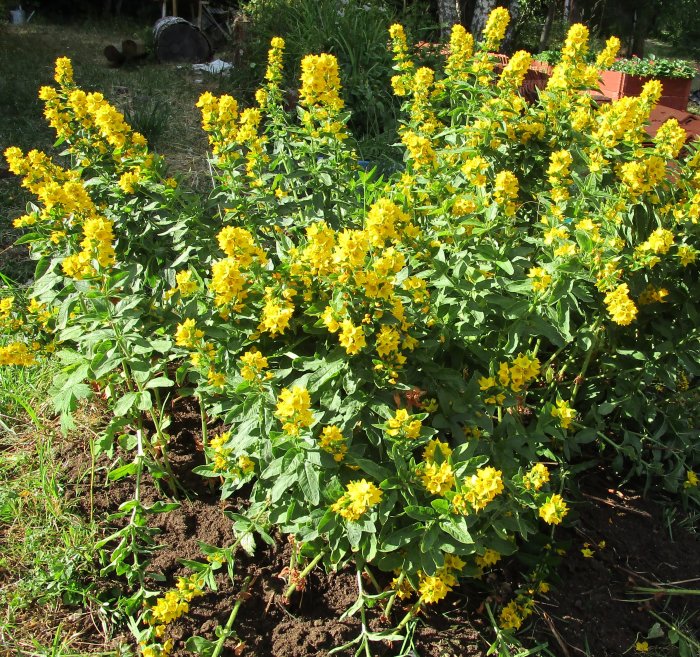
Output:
[[37, 398, 698, 657]]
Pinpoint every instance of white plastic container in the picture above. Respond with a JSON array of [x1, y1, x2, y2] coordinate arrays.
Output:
[[10, 7, 26, 24]]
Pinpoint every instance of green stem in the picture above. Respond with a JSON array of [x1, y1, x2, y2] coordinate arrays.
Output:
[[383, 571, 405, 620], [363, 565, 382, 594], [132, 428, 145, 587], [210, 575, 254, 657], [284, 551, 325, 599], [571, 319, 602, 403], [648, 610, 700, 649], [397, 601, 421, 630], [198, 394, 209, 463], [356, 570, 372, 657]]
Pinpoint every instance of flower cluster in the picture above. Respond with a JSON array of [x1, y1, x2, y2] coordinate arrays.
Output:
[[331, 479, 383, 521]]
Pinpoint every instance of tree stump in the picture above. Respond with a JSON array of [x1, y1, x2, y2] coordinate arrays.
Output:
[[153, 16, 212, 63]]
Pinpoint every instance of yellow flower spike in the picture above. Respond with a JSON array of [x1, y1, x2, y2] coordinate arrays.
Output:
[[481, 7, 510, 52], [275, 386, 314, 435], [499, 599, 523, 630], [603, 283, 637, 326], [595, 36, 621, 69], [419, 461, 455, 496], [174, 318, 204, 349], [539, 493, 568, 525], [523, 463, 550, 491], [299, 53, 344, 111], [446, 24, 474, 78], [497, 50, 532, 90], [54, 56, 74, 86]]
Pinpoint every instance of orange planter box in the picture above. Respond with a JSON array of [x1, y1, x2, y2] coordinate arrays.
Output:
[[599, 70, 692, 111]]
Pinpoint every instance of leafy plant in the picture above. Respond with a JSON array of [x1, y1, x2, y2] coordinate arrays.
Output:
[[607, 55, 698, 78], [2, 7, 699, 653]]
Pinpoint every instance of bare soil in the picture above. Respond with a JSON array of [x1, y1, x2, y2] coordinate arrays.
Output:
[[50, 398, 700, 657]]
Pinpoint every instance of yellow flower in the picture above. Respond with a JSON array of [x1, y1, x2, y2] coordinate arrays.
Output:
[[175, 318, 204, 349], [0, 342, 36, 367], [420, 461, 455, 496], [299, 53, 344, 111], [239, 349, 269, 382], [524, 463, 550, 491], [418, 572, 451, 604], [595, 36, 621, 68], [635, 641, 649, 653], [339, 319, 366, 355], [54, 56, 74, 85], [207, 369, 226, 389], [499, 599, 522, 630], [684, 470, 698, 489], [475, 549, 501, 568], [423, 439, 452, 463], [275, 386, 314, 435], [446, 24, 474, 78], [461, 467, 504, 512], [259, 296, 295, 337], [539, 493, 568, 525], [331, 479, 382, 521], [481, 7, 510, 52], [498, 50, 531, 89], [318, 425, 348, 462], [604, 283, 638, 326], [387, 408, 422, 439], [551, 399, 576, 430], [528, 267, 552, 292], [173, 270, 199, 298]]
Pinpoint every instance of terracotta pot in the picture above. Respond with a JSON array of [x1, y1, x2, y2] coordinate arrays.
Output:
[[599, 69, 692, 111]]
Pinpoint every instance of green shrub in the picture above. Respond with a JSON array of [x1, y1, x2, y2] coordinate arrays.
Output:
[[2, 8, 699, 649]]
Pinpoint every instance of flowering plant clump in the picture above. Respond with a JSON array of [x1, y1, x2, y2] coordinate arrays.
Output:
[[2, 7, 699, 647]]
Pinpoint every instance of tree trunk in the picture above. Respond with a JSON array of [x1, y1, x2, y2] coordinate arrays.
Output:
[[470, 0, 498, 43], [629, 1, 661, 57], [539, 0, 557, 52], [437, 0, 462, 39], [502, 0, 521, 53]]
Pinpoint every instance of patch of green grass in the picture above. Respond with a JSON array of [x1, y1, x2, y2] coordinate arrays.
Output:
[[0, 356, 121, 655]]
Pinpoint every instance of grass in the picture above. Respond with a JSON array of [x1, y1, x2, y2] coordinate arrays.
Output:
[[0, 339, 128, 656]]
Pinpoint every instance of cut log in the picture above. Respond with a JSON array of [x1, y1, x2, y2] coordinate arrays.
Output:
[[104, 44, 126, 67], [153, 16, 212, 63], [122, 39, 147, 60]]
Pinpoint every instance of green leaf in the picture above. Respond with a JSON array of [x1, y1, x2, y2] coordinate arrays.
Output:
[[145, 376, 175, 389], [184, 636, 216, 656], [113, 392, 138, 417], [405, 505, 435, 521], [351, 458, 391, 481], [107, 461, 138, 481], [136, 391, 152, 411], [300, 462, 320, 506], [439, 517, 473, 545]]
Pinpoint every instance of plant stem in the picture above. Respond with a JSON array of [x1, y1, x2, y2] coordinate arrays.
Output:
[[356, 570, 372, 657], [284, 551, 324, 599], [363, 565, 382, 594], [397, 601, 421, 630], [211, 575, 254, 657], [383, 571, 404, 620], [198, 394, 209, 463], [572, 319, 602, 403]]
